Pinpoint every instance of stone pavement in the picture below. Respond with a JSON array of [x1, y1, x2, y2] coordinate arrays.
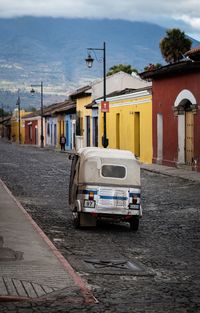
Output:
[[141, 163, 200, 182], [0, 179, 96, 304]]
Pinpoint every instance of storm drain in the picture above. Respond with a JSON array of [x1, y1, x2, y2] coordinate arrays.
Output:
[[68, 257, 152, 276], [84, 259, 141, 270]]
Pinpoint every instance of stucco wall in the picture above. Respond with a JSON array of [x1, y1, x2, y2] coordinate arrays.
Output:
[[98, 91, 152, 164], [152, 71, 200, 169]]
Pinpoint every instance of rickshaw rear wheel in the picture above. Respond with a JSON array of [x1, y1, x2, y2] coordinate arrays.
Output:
[[129, 217, 139, 231], [73, 210, 80, 228]]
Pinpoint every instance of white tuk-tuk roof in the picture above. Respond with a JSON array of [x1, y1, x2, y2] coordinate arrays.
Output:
[[77, 147, 140, 186], [78, 147, 137, 161]]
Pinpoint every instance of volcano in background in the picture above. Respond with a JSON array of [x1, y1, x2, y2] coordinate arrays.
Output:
[[0, 17, 199, 110]]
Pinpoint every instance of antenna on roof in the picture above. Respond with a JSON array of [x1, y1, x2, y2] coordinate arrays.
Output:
[[181, 54, 194, 62]]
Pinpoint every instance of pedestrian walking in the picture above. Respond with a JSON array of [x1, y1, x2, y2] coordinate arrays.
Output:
[[60, 134, 66, 151]]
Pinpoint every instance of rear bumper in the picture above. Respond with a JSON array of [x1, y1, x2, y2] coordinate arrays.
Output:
[[82, 207, 142, 217]]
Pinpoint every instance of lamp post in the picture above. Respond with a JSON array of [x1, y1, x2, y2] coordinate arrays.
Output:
[[85, 42, 108, 148], [16, 89, 21, 144], [30, 81, 44, 148], [1, 103, 4, 138]]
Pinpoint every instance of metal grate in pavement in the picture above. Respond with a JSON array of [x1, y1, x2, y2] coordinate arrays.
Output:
[[67, 256, 154, 276]]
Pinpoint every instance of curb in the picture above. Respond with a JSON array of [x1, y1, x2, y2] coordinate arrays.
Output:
[[0, 180, 97, 304], [141, 166, 200, 183]]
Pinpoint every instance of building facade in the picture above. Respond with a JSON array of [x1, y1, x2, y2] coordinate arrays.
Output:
[[71, 72, 151, 150], [141, 52, 200, 171], [11, 109, 32, 144], [97, 87, 152, 163]]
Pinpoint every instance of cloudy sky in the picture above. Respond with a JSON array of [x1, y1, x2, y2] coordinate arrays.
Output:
[[0, 0, 200, 40]]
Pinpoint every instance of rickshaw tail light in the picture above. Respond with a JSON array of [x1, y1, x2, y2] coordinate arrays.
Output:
[[89, 192, 94, 200]]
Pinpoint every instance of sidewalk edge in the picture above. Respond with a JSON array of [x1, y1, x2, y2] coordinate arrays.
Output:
[[0, 179, 97, 304]]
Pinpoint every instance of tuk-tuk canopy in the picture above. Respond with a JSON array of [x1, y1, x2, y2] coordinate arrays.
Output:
[[77, 147, 140, 186]]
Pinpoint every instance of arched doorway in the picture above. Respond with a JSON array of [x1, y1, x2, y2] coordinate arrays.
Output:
[[174, 89, 196, 166]]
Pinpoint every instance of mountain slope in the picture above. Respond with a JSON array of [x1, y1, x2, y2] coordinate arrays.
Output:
[[0, 17, 199, 109]]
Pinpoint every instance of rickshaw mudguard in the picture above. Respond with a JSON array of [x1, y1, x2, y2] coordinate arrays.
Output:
[[74, 200, 82, 212]]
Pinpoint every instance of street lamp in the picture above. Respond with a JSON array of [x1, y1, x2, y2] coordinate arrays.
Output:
[[30, 81, 44, 148], [85, 42, 109, 148], [1, 103, 4, 138], [16, 89, 21, 144]]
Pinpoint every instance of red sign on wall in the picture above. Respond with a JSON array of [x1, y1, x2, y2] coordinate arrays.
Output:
[[101, 101, 109, 112]]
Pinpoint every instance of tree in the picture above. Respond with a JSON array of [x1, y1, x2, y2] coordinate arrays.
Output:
[[144, 63, 162, 71], [160, 28, 192, 63], [106, 64, 138, 76], [25, 106, 37, 112], [0, 108, 9, 117]]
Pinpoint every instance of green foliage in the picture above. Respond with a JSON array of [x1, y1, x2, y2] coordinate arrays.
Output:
[[144, 63, 162, 71], [0, 108, 9, 117], [107, 64, 138, 76], [25, 106, 37, 112], [160, 28, 192, 63]]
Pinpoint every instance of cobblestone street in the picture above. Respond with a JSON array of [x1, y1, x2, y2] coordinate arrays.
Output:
[[0, 141, 200, 313]]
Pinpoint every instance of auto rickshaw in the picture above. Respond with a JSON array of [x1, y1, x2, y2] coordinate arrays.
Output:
[[68, 147, 142, 231]]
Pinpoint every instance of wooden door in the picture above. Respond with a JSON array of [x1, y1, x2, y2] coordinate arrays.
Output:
[[93, 116, 98, 147], [116, 113, 120, 149], [86, 116, 90, 147], [185, 111, 194, 165], [134, 112, 140, 158]]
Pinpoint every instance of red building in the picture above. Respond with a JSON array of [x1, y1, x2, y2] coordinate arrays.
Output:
[[22, 111, 40, 145], [141, 47, 200, 172], [24, 119, 39, 145]]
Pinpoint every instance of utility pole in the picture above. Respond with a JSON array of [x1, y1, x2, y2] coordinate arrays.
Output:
[[16, 90, 21, 144], [30, 82, 44, 148], [1, 103, 4, 138]]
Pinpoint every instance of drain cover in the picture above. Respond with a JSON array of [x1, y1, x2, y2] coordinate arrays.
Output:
[[68, 256, 151, 276], [84, 259, 141, 271]]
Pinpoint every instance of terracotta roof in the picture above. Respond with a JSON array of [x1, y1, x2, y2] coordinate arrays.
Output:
[[0, 116, 11, 123], [186, 46, 200, 54], [51, 102, 75, 114], [22, 100, 76, 119], [85, 100, 96, 109], [43, 100, 75, 116], [140, 60, 200, 80], [185, 46, 200, 61], [69, 85, 91, 99]]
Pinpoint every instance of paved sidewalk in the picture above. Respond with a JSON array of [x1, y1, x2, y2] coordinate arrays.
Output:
[[141, 163, 200, 182], [0, 179, 95, 303]]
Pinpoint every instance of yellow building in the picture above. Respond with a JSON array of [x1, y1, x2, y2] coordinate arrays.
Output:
[[11, 109, 32, 144], [70, 86, 92, 149], [69, 72, 152, 151], [97, 87, 152, 164]]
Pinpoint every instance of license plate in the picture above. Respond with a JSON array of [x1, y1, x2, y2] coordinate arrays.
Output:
[[84, 200, 95, 208], [129, 204, 140, 210]]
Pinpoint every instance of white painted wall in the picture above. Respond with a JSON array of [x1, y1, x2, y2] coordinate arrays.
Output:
[[91, 71, 151, 100], [177, 114, 185, 164], [157, 113, 163, 162]]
